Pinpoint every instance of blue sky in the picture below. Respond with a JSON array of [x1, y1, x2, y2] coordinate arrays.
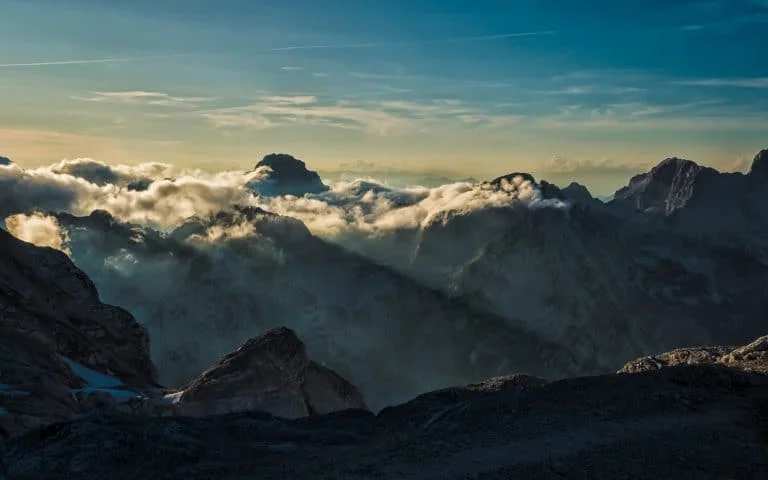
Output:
[[1, 0, 767, 193]]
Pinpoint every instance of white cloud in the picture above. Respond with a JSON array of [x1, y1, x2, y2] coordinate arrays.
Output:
[[671, 78, 768, 89], [5, 212, 70, 254], [72, 91, 217, 108]]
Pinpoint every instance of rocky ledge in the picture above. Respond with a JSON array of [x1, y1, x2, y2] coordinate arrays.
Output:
[[2, 335, 767, 479]]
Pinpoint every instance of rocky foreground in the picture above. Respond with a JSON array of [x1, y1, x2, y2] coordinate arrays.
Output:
[[1, 335, 766, 479]]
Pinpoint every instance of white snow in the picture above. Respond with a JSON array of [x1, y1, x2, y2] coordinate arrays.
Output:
[[162, 391, 184, 404], [61, 356, 140, 404]]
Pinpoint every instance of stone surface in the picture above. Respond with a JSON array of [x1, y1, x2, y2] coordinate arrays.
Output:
[[0, 228, 159, 438], [2, 337, 768, 479], [621, 336, 768, 375], [166, 327, 367, 418]]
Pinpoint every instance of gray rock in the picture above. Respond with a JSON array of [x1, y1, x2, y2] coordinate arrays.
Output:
[[0, 228, 159, 438], [3, 335, 768, 479], [167, 327, 367, 418]]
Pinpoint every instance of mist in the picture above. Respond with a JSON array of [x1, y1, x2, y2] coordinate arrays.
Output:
[[5, 154, 765, 409], [2, 157, 580, 409]]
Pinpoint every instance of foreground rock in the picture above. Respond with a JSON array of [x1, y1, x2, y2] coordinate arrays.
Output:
[[3, 336, 768, 479], [0, 228, 159, 438], [162, 327, 368, 417]]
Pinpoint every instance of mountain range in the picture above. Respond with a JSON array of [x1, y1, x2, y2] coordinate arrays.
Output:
[[0, 149, 767, 478]]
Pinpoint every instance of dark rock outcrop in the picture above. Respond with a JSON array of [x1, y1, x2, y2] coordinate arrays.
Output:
[[0, 228, 159, 437], [561, 181, 596, 203], [249, 153, 329, 196], [749, 149, 768, 183], [0, 156, 12, 166], [166, 327, 367, 418], [3, 335, 768, 479]]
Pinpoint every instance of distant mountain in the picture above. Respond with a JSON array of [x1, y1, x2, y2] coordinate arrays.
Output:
[[610, 150, 768, 245], [51, 207, 579, 410], [248, 153, 330, 196], [336, 151, 768, 378]]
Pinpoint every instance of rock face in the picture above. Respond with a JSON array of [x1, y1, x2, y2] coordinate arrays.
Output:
[[749, 149, 768, 183], [609, 154, 768, 244], [250, 153, 329, 196], [3, 335, 768, 480], [0, 228, 159, 438], [621, 335, 768, 375], [612, 157, 715, 215], [0, 221, 367, 433], [561, 181, 597, 204], [168, 327, 368, 418], [0, 156, 12, 166]]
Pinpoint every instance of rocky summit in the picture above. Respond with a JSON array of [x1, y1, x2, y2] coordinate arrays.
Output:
[[250, 153, 329, 196], [164, 327, 368, 418]]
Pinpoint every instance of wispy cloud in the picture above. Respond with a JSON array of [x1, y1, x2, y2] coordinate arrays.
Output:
[[260, 95, 318, 105], [0, 54, 187, 69], [72, 91, 217, 108], [192, 95, 520, 135], [539, 155, 646, 175], [670, 77, 768, 88], [267, 30, 556, 52]]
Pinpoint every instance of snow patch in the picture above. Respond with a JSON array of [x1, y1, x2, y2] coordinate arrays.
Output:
[[162, 391, 184, 404], [61, 356, 140, 404]]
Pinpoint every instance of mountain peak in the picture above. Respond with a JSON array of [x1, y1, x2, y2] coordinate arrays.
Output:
[[748, 149, 768, 182], [252, 153, 329, 196], [173, 326, 367, 418], [561, 182, 594, 203], [611, 157, 717, 214], [0, 155, 12, 166], [486, 172, 566, 201]]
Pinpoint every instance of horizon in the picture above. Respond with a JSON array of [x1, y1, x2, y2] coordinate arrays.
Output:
[[2, 0, 768, 196]]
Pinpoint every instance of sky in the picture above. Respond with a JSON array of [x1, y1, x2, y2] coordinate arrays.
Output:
[[1, 0, 767, 194]]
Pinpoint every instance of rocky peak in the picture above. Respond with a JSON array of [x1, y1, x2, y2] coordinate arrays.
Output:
[[561, 182, 594, 203], [748, 149, 768, 183], [252, 153, 329, 196], [171, 205, 312, 245], [0, 155, 12, 166], [612, 157, 717, 215], [172, 327, 367, 418], [485, 172, 566, 201]]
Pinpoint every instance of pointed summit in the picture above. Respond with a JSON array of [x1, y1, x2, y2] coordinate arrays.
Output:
[[0, 155, 12, 166], [251, 153, 329, 196], [612, 157, 717, 214]]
